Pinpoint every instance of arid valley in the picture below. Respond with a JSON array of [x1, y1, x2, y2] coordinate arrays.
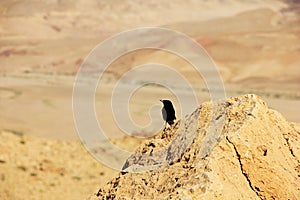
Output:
[[0, 0, 299, 199]]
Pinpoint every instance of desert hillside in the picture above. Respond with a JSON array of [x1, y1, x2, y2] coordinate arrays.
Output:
[[1, 94, 298, 199], [1, 0, 300, 141], [0, 1, 300, 199], [92, 94, 300, 199], [1, 0, 300, 140]]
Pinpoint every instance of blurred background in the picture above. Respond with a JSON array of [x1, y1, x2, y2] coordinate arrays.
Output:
[[0, 0, 299, 199]]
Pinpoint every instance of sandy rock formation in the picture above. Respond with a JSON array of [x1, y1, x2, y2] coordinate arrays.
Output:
[[91, 94, 300, 200]]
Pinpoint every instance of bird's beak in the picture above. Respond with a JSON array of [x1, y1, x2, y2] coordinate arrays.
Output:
[[160, 100, 163, 102]]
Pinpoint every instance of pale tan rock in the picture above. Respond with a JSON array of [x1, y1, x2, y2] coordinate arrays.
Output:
[[92, 94, 300, 200]]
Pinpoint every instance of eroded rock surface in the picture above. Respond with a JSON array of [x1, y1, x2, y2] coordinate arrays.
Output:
[[91, 94, 300, 200]]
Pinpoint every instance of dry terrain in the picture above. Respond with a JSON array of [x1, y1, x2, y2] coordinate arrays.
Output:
[[0, 0, 300, 199], [92, 94, 300, 199]]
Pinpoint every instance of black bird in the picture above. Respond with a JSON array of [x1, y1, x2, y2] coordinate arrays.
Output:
[[160, 99, 176, 128]]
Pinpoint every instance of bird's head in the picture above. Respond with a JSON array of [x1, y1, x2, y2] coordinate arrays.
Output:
[[160, 99, 172, 105], [160, 99, 166, 104]]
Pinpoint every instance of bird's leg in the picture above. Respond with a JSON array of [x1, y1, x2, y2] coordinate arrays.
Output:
[[163, 121, 167, 131]]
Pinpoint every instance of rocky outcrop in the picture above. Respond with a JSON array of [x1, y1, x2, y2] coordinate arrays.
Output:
[[91, 94, 300, 200]]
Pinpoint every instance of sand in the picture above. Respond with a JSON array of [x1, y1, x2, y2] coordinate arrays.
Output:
[[0, 0, 300, 199]]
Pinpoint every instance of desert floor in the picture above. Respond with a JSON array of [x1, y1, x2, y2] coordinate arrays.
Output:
[[0, 0, 299, 199]]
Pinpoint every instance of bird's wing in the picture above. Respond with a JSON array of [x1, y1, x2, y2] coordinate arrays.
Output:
[[161, 108, 167, 121]]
